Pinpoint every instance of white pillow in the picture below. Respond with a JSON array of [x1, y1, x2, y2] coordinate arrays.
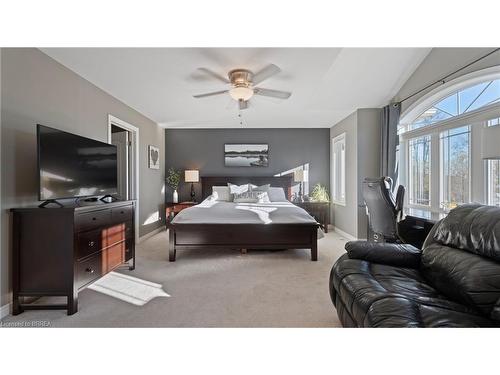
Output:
[[257, 191, 271, 203], [268, 187, 288, 202], [228, 183, 250, 195], [251, 184, 271, 203], [212, 186, 231, 201]]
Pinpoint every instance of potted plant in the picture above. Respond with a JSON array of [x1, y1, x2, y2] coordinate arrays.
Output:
[[166, 167, 181, 203], [310, 183, 330, 202]]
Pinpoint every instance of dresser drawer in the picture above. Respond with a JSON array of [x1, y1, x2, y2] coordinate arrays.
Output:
[[111, 205, 133, 223], [76, 253, 103, 289], [75, 209, 111, 231], [76, 229, 103, 260], [102, 242, 126, 272]]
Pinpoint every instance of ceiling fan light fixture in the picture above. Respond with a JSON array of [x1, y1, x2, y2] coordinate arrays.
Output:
[[229, 86, 254, 101]]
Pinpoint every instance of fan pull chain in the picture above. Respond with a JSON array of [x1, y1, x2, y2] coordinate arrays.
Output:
[[238, 112, 246, 126]]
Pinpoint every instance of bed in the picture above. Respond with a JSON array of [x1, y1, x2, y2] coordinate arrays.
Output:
[[167, 176, 321, 261]]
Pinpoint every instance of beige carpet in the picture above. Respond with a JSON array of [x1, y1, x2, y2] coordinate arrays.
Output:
[[2, 228, 347, 327]]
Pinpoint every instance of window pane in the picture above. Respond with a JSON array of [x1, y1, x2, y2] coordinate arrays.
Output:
[[464, 80, 500, 112], [440, 126, 470, 210], [459, 82, 489, 112], [409, 107, 452, 130], [409, 135, 431, 205], [407, 79, 500, 131], [489, 159, 500, 207], [332, 134, 346, 204]]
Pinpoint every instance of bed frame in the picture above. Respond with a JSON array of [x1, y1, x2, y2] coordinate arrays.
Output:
[[168, 175, 319, 262]]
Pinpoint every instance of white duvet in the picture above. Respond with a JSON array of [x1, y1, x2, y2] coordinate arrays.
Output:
[[172, 198, 324, 238]]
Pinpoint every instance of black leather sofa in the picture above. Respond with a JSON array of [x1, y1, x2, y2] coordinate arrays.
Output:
[[329, 204, 500, 327]]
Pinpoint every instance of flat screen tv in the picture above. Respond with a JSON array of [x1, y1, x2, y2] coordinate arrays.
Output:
[[37, 124, 118, 201]]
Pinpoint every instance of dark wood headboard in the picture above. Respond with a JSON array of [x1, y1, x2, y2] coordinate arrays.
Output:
[[201, 175, 293, 200]]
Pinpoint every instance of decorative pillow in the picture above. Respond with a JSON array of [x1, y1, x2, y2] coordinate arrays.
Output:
[[251, 184, 271, 203], [233, 190, 269, 203], [212, 186, 231, 201], [228, 183, 250, 195], [267, 187, 288, 202]]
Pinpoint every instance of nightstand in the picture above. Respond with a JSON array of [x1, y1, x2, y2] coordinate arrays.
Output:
[[165, 201, 197, 226], [295, 201, 330, 233]]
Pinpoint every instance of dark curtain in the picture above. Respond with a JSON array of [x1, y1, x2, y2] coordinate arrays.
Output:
[[380, 102, 401, 189]]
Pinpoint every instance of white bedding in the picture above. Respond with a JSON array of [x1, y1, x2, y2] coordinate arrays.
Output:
[[171, 198, 324, 238]]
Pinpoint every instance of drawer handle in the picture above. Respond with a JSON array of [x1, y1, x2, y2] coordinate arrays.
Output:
[[92, 217, 97, 221], [88, 240, 95, 247], [120, 211, 124, 214], [85, 267, 95, 274]]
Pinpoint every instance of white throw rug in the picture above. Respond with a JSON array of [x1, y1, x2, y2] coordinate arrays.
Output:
[[88, 271, 170, 306]]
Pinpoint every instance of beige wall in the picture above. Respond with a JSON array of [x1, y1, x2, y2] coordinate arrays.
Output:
[[330, 108, 381, 239], [1, 48, 165, 310], [330, 112, 358, 237]]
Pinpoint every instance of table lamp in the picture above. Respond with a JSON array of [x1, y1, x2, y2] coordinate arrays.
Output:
[[185, 170, 199, 202], [294, 169, 308, 202]]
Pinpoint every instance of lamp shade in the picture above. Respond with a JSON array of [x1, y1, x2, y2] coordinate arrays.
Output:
[[482, 125, 500, 159], [185, 170, 199, 183], [294, 169, 308, 182]]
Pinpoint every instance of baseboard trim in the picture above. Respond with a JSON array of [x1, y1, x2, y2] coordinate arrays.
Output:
[[0, 302, 11, 320], [332, 226, 358, 241], [138, 226, 165, 243]]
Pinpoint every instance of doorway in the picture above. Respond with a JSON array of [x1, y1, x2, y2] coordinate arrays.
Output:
[[111, 125, 132, 199], [108, 115, 140, 243]]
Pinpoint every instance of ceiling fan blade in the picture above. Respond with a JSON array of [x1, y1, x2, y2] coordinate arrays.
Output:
[[193, 90, 229, 98], [253, 87, 291, 99], [252, 64, 281, 85], [238, 99, 249, 110], [197, 68, 230, 83]]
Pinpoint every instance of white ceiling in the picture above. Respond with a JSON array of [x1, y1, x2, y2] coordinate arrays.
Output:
[[40, 48, 431, 128]]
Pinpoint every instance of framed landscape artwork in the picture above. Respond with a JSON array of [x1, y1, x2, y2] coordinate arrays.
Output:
[[224, 144, 269, 167]]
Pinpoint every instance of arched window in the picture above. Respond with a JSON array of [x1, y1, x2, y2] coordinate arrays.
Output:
[[409, 79, 500, 131], [399, 67, 500, 213]]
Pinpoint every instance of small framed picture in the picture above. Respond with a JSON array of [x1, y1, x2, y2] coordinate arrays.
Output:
[[148, 145, 160, 169]]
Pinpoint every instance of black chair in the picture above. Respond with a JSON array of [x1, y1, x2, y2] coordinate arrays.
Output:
[[362, 177, 404, 243]]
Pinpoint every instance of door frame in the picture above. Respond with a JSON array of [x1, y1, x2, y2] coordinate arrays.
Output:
[[108, 114, 140, 243]]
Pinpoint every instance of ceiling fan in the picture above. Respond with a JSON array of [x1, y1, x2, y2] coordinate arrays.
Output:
[[192, 64, 291, 110]]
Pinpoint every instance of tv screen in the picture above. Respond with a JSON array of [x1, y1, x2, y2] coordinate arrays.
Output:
[[37, 124, 118, 200]]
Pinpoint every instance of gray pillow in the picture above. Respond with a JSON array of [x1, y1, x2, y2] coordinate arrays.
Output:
[[250, 184, 271, 203], [211, 186, 231, 201], [268, 187, 288, 202]]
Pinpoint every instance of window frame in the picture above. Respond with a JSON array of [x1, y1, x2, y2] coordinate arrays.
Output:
[[407, 134, 432, 207], [331, 133, 346, 206], [399, 67, 500, 214], [438, 125, 471, 211], [486, 117, 500, 206]]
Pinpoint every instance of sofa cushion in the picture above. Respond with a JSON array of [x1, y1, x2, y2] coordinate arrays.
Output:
[[433, 204, 500, 261], [421, 243, 500, 318], [330, 254, 492, 327], [345, 241, 421, 268], [420, 204, 500, 318]]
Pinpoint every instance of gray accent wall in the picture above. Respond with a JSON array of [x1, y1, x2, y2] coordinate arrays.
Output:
[[330, 108, 381, 239], [1, 48, 165, 309], [164, 128, 330, 202]]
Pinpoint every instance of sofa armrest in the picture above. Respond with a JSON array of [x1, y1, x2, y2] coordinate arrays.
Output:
[[345, 241, 421, 268]]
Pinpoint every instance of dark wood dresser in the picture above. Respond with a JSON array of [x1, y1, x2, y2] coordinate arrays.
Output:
[[294, 201, 330, 233], [11, 200, 136, 315]]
